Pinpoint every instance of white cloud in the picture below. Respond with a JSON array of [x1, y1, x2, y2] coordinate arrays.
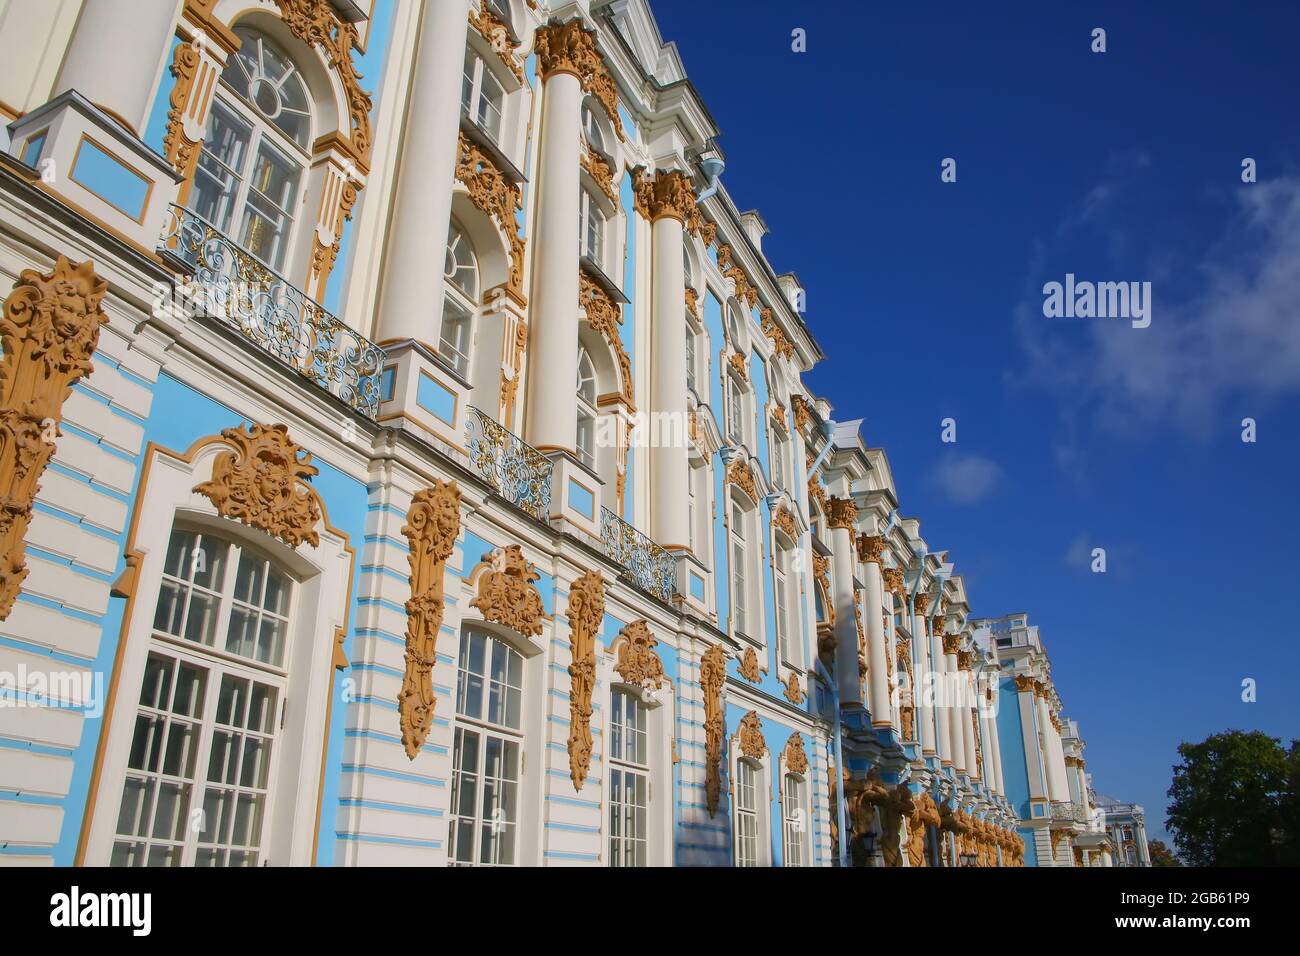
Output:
[[1018, 167, 1300, 440], [931, 452, 1001, 505]]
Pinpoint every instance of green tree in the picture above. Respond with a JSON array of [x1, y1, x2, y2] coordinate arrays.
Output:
[[1147, 839, 1180, 867], [1165, 730, 1293, 866]]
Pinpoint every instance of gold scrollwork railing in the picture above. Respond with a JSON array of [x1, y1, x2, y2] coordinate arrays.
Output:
[[464, 405, 553, 520], [159, 204, 385, 419], [600, 507, 676, 604]]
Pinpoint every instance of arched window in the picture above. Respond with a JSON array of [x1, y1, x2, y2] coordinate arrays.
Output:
[[111, 526, 295, 866], [190, 26, 311, 270], [440, 219, 478, 376], [576, 345, 598, 469], [449, 627, 525, 866], [608, 688, 649, 866], [462, 49, 505, 143], [734, 758, 761, 867], [783, 773, 807, 866]]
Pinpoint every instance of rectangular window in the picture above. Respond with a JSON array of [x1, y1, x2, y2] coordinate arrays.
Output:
[[731, 501, 747, 638], [771, 436, 786, 491], [609, 690, 649, 867], [462, 51, 504, 142], [783, 774, 806, 867], [685, 328, 697, 392], [734, 760, 759, 867], [439, 295, 472, 377], [775, 550, 789, 663], [727, 380, 743, 444], [580, 190, 604, 262], [450, 629, 525, 866]]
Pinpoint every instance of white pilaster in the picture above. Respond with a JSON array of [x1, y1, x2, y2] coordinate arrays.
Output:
[[829, 522, 860, 706], [649, 212, 689, 550]]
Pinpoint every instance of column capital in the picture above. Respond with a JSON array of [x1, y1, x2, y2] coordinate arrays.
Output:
[[856, 533, 885, 565], [942, 633, 961, 655], [826, 495, 857, 530], [633, 167, 702, 235], [535, 19, 624, 139], [1014, 674, 1037, 693]]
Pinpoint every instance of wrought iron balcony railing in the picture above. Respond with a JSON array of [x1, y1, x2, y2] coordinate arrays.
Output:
[[601, 507, 676, 604], [465, 406, 552, 520], [160, 204, 385, 419]]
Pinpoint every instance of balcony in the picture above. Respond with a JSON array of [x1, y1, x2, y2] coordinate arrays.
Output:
[[159, 204, 385, 420], [1050, 801, 1086, 825], [601, 507, 676, 604], [465, 405, 552, 520]]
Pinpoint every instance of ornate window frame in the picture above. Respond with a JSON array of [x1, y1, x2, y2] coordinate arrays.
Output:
[[80, 432, 354, 866]]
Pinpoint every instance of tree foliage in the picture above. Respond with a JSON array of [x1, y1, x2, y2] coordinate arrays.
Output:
[[1166, 730, 1300, 866], [1146, 839, 1180, 867]]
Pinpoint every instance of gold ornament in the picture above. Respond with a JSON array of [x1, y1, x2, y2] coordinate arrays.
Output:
[[0, 256, 109, 619], [470, 544, 546, 636], [565, 570, 605, 790], [398, 481, 462, 759]]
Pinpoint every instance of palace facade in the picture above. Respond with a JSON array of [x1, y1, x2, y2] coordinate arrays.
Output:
[[0, 0, 1134, 867]]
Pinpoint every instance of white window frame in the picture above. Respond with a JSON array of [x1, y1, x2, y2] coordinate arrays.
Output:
[[782, 771, 809, 867], [579, 188, 605, 265], [576, 344, 598, 470], [462, 49, 506, 143], [440, 219, 479, 377], [83, 441, 352, 867], [730, 496, 750, 640], [731, 750, 771, 867], [607, 687, 650, 867], [448, 626, 527, 867]]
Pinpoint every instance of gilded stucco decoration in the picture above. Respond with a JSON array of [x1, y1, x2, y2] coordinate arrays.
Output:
[[715, 245, 758, 308], [791, 394, 813, 433], [579, 273, 633, 406], [783, 732, 808, 775], [760, 308, 794, 361], [896, 634, 915, 739], [500, 319, 529, 422], [882, 566, 905, 603], [855, 598, 867, 681], [782, 670, 804, 705], [163, 40, 203, 181], [469, 0, 524, 83], [456, 131, 527, 300], [684, 287, 700, 322], [632, 168, 701, 236], [310, 179, 358, 297], [738, 645, 762, 683], [736, 710, 766, 761], [700, 221, 717, 248], [565, 570, 605, 790], [880, 784, 914, 868], [913, 592, 929, 616], [811, 551, 834, 627], [535, 19, 624, 139], [807, 473, 828, 516], [772, 506, 797, 541], [614, 619, 665, 690], [470, 544, 547, 636], [908, 791, 941, 867], [0, 256, 109, 620], [582, 144, 617, 204], [274, 0, 373, 159], [725, 348, 749, 382], [856, 534, 885, 565], [942, 633, 961, 656], [1014, 674, 1037, 693], [701, 643, 727, 815], [397, 480, 462, 759], [194, 422, 324, 549], [725, 456, 759, 503], [826, 495, 857, 531]]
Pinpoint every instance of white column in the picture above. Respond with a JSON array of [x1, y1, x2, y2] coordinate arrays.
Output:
[[934, 629, 953, 767], [983, 704, 1006, 796], [649, 201, 689, 549], [54, 0, 181, 134], [376, 0, 473, 346], [861, 551, 891, 727], [947, 647, 967, 773], [961, 673, 978, 782], [828, 507, 861, 706], [523, 67, 582, 453], [1038, 694, 1069, 802], [915, 600, 936, 756]]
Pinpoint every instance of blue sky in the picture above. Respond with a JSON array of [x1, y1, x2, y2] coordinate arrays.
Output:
[[652, 0, 1300, 843]]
